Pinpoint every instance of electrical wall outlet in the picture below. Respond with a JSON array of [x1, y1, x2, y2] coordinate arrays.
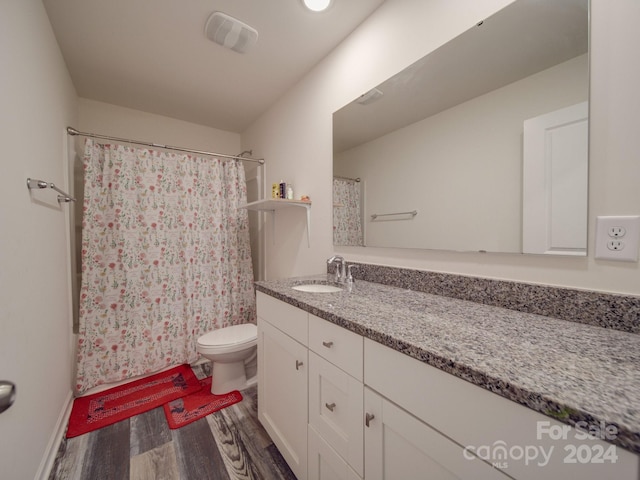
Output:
[[595, 216, 640, 261], [607, 240, 624, 251], [608, 226, 626, 238]]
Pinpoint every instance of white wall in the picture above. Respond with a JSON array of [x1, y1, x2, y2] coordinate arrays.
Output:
[[0, 1, 78, 479], [335, 55, 588, 252], [243, 0, 640, 296], [78, 98, 241, 154]]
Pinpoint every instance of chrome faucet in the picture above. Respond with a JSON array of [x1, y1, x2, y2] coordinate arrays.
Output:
[[327, 255, 346, 283]]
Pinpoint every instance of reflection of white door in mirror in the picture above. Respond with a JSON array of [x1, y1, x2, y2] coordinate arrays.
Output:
[[522, 101, 588, 256]]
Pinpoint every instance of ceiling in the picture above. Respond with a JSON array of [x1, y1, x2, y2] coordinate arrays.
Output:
[[43, 0, 385, 133]]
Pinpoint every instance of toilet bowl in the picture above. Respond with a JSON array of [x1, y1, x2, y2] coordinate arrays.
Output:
[[196, 323, 258, 395]]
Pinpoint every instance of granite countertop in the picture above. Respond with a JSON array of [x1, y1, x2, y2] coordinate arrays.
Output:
[[255, 275, 640, 455]]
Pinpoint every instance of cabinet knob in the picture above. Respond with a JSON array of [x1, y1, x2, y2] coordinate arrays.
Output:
[[325, 402, 336, 412], [365, 412, 375, 427], [322, 341, 334, 348], [295, 360, 304, 370]]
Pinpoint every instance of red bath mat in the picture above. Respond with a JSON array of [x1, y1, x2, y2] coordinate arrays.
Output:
[[66, 364, 202, 438], [163, 376, 243, 429]]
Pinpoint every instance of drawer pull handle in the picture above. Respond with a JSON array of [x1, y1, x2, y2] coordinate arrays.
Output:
[[295, 360, 304, 370], [325, 402, 336, 412], [322, 341, 334, 348], [365, 413, 375, 427]]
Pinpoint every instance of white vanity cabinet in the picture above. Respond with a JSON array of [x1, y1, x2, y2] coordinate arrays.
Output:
[[258, 292, 639, 480], [257, 292, 364, 480], [257, 293, 309, 480]]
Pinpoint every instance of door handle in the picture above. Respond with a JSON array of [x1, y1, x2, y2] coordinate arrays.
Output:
[[0, 381, 16, 414], [325, 402, 336, 412], [295, 360, 304, 370], [322, 341, 334, 348]]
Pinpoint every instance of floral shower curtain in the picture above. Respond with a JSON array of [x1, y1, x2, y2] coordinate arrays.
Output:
[[333, 178, 364, 246], [76, 139, 255, 394]]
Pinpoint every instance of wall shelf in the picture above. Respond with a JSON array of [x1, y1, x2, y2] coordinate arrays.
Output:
[[241, 198, 311, 211], [240, 199, 312, 247]]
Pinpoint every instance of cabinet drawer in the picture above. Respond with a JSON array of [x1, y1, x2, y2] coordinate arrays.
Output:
[[309, 352, 363, 477], [257, 291, 308, 345], [309, 314, 363, 380], [309, 425, 362, 480]]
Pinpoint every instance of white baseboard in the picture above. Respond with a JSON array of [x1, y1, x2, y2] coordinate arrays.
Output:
[[35, 390, 74, 480]]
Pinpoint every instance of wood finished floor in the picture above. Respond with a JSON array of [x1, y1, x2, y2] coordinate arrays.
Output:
[[48, 364, 296, 480]]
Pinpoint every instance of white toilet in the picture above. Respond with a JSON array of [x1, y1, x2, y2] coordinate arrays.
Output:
[[196, 323, 258, 395]]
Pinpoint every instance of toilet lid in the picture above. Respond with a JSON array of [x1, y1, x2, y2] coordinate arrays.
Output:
[[198, 323, 257, 347]]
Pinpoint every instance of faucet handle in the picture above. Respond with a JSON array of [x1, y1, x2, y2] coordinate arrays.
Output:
[[333, 267, 341, 283], [346, 264, 357, 282], [327, 255, 345, 282]]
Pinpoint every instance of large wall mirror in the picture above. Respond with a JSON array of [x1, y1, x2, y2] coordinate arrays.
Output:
[[333, 0, 589, 255]]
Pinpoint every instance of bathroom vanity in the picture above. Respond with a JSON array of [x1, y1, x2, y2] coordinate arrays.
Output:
[[255, 275, 640, 480]]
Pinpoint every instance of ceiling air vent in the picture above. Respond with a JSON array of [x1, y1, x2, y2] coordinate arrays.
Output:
[[356, 88, 384, 105], [204, 12, 258, 54]]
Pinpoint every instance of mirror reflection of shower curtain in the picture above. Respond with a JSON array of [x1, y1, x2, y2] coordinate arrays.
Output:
[[333, 178, 364, 246]]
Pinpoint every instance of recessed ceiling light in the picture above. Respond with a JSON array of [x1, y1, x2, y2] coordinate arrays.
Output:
[[302, 0, 332, 12]]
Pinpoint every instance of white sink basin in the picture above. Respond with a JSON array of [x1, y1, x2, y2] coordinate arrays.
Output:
[[292, 284, 343, 293]]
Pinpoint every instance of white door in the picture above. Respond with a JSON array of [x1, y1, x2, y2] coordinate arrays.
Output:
[[364, 388, 507, 480], [258, 319, 308, 479], [522, 101, 588, 255]]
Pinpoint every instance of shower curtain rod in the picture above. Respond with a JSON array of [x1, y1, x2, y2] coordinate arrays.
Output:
[[66, 127, 265, 165], [334, 175, 361, 182]]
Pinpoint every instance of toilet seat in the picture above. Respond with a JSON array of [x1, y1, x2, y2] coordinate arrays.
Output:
[[197, 323, 257, 355]]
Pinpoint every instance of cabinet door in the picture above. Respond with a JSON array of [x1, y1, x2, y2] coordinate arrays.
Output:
[[258, 318, 308, 480], [309, 352, 363, 476], [364, 388, 507, 480], [309, 425, 362, 480]]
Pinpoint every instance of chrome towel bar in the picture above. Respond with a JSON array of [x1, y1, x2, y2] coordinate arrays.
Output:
[[27, 178, 76, 204], [371, 210, 417, 220]]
